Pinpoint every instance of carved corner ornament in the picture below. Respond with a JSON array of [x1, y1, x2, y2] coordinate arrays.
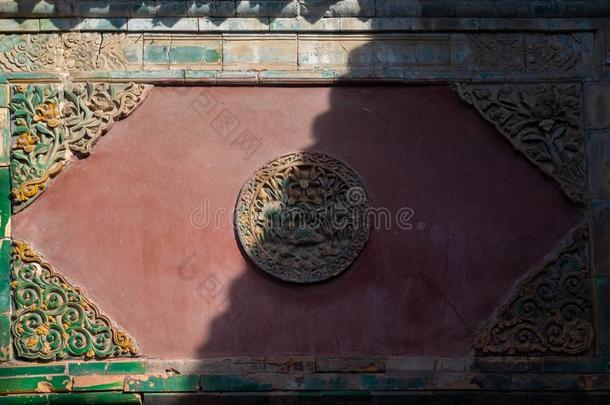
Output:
[[10, 82, 151, 212], [454, 83, 586, 203], [473, 226, 592, 355], [11, 240, 139, 361]]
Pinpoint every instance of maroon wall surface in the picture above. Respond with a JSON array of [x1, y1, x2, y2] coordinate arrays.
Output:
[[13, 86, 582, 359]]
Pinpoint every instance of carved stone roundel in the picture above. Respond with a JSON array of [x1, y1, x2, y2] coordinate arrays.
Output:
[[235, 152, 371, 283]]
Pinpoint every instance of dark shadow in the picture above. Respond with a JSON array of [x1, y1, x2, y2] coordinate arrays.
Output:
[[165, 15, 480, 405]]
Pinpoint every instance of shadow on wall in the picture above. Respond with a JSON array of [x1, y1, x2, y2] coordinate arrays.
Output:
[[189, 16, 477, 359]]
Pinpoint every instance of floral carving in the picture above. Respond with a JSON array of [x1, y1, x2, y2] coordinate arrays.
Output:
[[10, 85, 67, 212], [64, 82, 152, 157], [474, 226, 592, 355], [236, 152, 371, 283], [454, 83, 586, 202], [11, 240, 139, 361], [0, 33, 130, 73]]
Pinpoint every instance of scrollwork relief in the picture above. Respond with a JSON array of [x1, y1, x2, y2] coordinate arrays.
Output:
[[466, 33, 588, 73], [473, 226, 592, 355], [454, 83, 586, 202], [11, 240, 139, 361], [0, 33, 131, 73]]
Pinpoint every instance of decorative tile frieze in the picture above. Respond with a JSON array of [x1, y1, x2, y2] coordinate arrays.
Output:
[[0, 33, 134, 73], [462, 33, 592, 73], [10, 82, 151, 212], [454, 83, 586, 203], [473, 226, 593, 355], [11, 240, 139, 361], [63, 82, 151, 157]]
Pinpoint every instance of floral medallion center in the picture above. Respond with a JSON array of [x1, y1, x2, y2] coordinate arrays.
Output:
[[235, 152, 371, 283]]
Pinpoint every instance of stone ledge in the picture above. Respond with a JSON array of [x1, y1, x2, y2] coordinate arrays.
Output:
[[0, 17, 606, 33], [0, 0, 608, 19], [3, 69, 602, 85]]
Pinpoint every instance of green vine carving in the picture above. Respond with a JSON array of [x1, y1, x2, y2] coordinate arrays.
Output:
[[10, 84, 67, 212], [64, 82, 151, 157], [11, 240, 139, 361]]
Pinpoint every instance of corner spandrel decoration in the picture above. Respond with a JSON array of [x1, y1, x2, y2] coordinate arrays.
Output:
[[10, 82, 151, 212], [474, 226, 592, 355], [454, 83, 586, 203], [11, 240, 139, 361], [235, 152, 371, 283], [64, 82, 152, 157]]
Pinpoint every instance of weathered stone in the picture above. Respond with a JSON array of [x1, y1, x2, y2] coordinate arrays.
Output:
[[596, 277, 610, 356], [591, 200, 610, 277], [223, 34, 296, 71], [169, 34, 221, 70], [72, 375, 125, 391], [236, 1, 298, 17], [588, 130, 610, 199], [0, 111, 8, 168], [298, 33, 450, 72], [385, 357, 436, 372], [188, 1, 236, 17], [48, 392, 141, 404], [0, 19, 40, 32], [258, 70, 335, 83], [264, 357, 315, 373], [543, 357, 610, 373], [143, 34, 170, 68], [199, 17, 269, 31], [128, 17, 198, 31], [471, 357, 529, 373], [0, 375, 71, 394], [68, 361, 147, 375], [76, 0, 131, 17], [0, 365, 66, 377], [156, 1, 189, 17], [125, 375, 200, 392], [299, 0, 375, 18], [0, 313, 9, 361], [411, 17, 479, 31], [584, 81, 610, 130], [437, 357, 466, 372], [511, 374, 610, 391], [315, 357, 385, 373], [479, 17, 549, 30], [270, 17, 340, 31]]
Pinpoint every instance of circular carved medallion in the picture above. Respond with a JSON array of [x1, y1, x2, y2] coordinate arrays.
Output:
[[235, 152, 371, 283]]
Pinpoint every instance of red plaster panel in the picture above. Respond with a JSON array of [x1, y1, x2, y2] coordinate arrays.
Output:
[[13, 86, 582, 358]]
